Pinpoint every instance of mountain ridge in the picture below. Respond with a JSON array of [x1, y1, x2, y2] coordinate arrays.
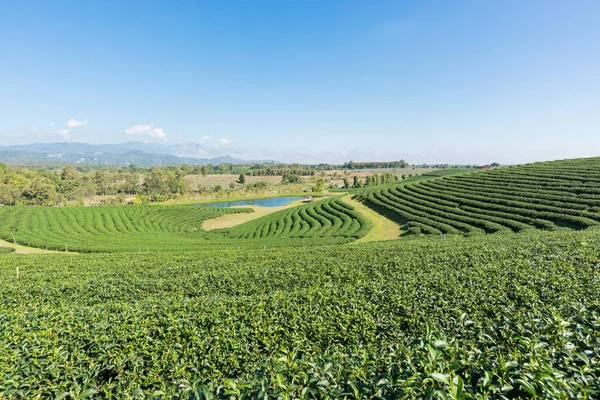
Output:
[[0, 142, 276, 166]]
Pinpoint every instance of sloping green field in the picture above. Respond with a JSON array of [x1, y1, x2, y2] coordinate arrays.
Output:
[[0, 205, 249, 252], [0, 197, 372, 252], [358, 157, 600, 236], [226, 197, 371, 240]]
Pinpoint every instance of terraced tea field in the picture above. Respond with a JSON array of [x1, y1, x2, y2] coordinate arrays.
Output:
[[358, 157, 600, 236], [227, 197, 371, 240], [0, 197, 372, 252], [0, 205, 249, 252]]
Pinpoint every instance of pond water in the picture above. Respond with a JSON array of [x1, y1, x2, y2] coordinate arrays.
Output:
[[196, 196, 307, 208]]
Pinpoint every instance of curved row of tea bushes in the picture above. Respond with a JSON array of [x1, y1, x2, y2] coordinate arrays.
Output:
[[0, 205, 250, 252], [357, 157, 600, 235], [227, 197, 371, 240]]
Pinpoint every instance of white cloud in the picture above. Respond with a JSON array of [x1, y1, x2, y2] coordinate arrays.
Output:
[[149, 127, 166, 139], [58, 129, 72, 139], [49, 122, 56, 131], [216, 138, 231, 146], [66, 118, 88, 129], [124, 123, 167, 140], [124, 123, 153, 135]]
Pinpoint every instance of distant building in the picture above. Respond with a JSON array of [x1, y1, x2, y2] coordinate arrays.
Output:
[[476, 165, 492, 170]]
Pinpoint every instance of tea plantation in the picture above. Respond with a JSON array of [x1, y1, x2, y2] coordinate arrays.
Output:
[[0, 198, 371, 252], [358, 157, 600, 236], [1, 158, 600, 398], [227, 197, 371, 240], [1, 230, 599, 398]]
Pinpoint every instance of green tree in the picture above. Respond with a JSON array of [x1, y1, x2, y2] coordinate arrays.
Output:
[[60, 165, 79, 180], [93, 171, 110, 195], [312, 178, 325, 192], [143, 170, 167, 197], [342, 177, 349, 189], [0, 184, 18, 205], [281, 173, 301, 185], [120, 173, 139, 194], [238, 173, 246, 184], [21, 180, 58, 206], [200, 165, 208, 177], [165, 171, 179, 194], [133, 194, 150, 204], [352, 176, 363, 188]]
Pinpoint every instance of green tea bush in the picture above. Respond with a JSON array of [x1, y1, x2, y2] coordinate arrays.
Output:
[[0, 230, 598, 398]]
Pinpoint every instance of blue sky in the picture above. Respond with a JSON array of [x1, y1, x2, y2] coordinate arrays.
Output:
[[1, 0, 598, 164]]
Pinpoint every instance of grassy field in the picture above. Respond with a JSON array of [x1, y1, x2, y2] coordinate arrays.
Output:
[[324, 167, 436, 187], [183, 174, 283, 190], [182, 167, 437, 191]]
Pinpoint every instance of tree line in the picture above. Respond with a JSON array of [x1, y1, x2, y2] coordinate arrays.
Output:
[[341, 172, 413, 189], [0, 163, 189, 206]]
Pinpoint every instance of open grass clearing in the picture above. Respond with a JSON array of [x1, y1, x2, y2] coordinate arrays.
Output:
[[183, 174, 283, 190], [0, 238, 64, 254]]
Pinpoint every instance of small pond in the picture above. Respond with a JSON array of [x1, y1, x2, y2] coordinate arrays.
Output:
[[195, 196, 307, 208]]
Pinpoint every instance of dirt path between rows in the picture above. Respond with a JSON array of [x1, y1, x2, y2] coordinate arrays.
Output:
[[0, 238, 64, 254], [342, 195, 403, 243]]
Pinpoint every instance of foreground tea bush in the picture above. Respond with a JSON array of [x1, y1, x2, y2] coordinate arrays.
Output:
[[1, 230, 599, 398]]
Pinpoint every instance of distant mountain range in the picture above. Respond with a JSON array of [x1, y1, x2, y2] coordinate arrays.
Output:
[[0, 142, 276, 166]]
